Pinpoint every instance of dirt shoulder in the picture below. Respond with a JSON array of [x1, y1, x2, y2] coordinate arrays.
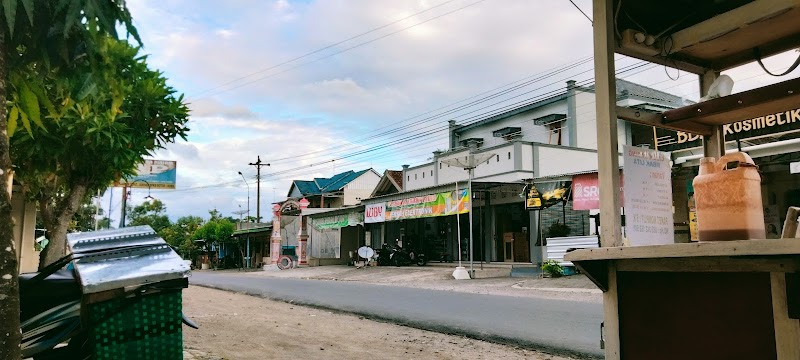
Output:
[[183, 286, 578, 360]]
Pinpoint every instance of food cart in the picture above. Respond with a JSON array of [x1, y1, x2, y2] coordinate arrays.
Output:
[[564, 1, 800, 359]]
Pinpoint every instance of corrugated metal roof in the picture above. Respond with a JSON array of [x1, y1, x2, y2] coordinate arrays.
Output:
[[361, 181, 514, 204], [532, 167, 624, 182], [233, 225, 273, 236], [305, 205, 365, 218]]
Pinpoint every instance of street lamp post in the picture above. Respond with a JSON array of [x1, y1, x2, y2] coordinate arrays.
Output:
[[238, 171, 251, 269], [441, 143, 494, 279]]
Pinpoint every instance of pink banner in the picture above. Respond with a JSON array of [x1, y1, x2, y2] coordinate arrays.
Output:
[[572, 171, 624, 210]]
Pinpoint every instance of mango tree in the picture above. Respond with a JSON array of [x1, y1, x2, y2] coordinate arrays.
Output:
[[0, 2, 138, 358]]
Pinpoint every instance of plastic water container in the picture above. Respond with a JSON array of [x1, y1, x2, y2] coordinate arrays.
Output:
[[693, 152, 765, 241]]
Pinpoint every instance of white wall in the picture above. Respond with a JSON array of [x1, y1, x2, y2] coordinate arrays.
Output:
[[435, 143, 517, 185], [574, 89, 630, 151], [536, 146, 599, 178], [404, 164, 436, 191], [575, 90, 598, 149], [343, 171, 381, 205], [456, 101, 567, 148]]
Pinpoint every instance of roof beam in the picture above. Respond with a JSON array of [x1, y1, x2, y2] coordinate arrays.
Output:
[[616, 106, 712, 136]]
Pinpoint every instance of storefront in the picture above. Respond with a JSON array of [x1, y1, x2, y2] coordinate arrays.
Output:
[[661, 109, 800, 241], [362, 181, 530, 263], [306, 206, 365, 266]]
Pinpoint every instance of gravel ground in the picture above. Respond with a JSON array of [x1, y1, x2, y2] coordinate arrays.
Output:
[[217, 265, 602, 303], [183, 286, 578, 360]]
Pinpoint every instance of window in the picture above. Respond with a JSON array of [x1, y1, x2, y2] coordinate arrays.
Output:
[[415, 174, 418, 180], [431, 170, 433, 176], [422, 172, 425, 178], [439, 163, 442, 169], [496, 154, 500, 162], [407, 176, 410, 181], [508, 152, 511, 159]]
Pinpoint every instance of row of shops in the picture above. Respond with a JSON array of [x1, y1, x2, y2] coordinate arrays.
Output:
[[233, 152, 799, 267], [289, 152, 797, 267]]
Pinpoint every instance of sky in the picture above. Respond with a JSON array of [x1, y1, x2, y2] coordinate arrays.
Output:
[[100, 0, 800, 225]]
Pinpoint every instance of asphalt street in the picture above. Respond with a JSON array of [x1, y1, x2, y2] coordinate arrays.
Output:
[[189, 272, 604, 358]]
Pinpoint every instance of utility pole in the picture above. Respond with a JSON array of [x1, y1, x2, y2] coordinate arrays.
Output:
[[248, 156, 270, 222], [119, 185, 128, 228]]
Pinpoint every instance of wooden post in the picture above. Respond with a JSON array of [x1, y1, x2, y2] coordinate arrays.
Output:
[[593, 0, 623, 247], [603, 261, 621, 359], [771, 272, 800, 359], [700, 70, 725, 158]]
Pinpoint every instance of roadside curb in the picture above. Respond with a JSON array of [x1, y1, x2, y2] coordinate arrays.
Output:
[[510, 283, 602, 294], [190, 283, 602, 360]]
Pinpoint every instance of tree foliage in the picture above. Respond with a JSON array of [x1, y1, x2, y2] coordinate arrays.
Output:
[[194, 210, 236, 245], [127, 199, 170, 233], [10, 36, 190, 269], [0, 2, 141, 358]]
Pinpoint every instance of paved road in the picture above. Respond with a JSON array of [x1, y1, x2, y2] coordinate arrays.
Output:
[[190, 272, 604, 358]]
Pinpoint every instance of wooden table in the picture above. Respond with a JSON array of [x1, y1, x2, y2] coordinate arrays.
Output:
[[565, 239, 800, 360]]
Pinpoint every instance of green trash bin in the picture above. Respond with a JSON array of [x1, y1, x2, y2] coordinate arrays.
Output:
[[88, 291, 183, 360], [68, 226, 191, 360]]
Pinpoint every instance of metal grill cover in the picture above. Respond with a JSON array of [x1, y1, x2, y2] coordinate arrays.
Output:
[[67, 226, 190, 294]]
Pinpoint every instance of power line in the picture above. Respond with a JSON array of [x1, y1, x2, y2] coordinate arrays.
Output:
[[171, 60, 655, 192], [191, 0, 489, 101], [188, 0, 464, 98], [568, 0, 593, 24], [262, 55, 596, 165]]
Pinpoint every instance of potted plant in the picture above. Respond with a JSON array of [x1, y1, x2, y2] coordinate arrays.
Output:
[[541, 259, 564, 278]]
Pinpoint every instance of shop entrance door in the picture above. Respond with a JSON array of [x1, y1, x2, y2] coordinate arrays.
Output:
[[495, 204, 531, 262], [503, 233, 514, 261]]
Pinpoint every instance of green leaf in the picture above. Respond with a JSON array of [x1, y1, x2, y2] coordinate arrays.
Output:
[[3, 0, 16, 37], [8, 106, 18, 137], [28, 81, 57, 120], [77, 74, 97, 100], [62, 0, 81, 37], [19, 0, 31, 25], [18, 83, 43, 129], [20, 111, 32, 136]]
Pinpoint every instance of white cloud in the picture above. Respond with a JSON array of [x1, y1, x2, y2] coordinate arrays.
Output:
[[118, 0, 797, 223]]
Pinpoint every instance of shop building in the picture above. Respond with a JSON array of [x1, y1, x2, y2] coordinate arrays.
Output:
[[368, 78, 691, 264], [287, 169, 380, 208], [267, 169, 379, 267]]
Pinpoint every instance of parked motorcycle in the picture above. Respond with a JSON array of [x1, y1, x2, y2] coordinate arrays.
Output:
[[410, 250, 428, 266], [389, 245, 413, 266]]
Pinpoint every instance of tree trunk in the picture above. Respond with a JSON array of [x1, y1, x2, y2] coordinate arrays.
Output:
[[0, 28, 22, 360], [38, 184, 88, 270]]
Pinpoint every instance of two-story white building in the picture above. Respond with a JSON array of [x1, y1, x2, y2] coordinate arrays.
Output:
[[361, 79, 689, 265]]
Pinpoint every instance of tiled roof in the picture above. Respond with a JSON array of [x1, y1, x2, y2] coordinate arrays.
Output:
[[293, 180, 321, 196], [322, 170, 366, 192], [291, 169, 372, 196], [387, 170, 403, 189]]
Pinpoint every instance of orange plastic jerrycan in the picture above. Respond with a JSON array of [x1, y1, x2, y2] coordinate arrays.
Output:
[[693, 152, 765, 241]]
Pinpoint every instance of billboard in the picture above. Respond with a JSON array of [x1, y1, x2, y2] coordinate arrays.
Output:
[[658, 107, 800, 151], [385, 188, 470, 221], [116, 160, 177, 189], [572, 171, 624, 210]]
